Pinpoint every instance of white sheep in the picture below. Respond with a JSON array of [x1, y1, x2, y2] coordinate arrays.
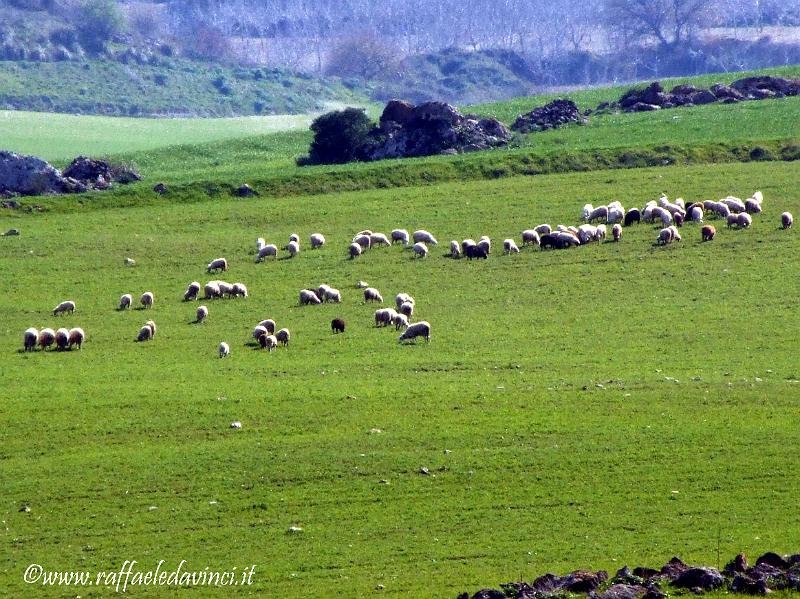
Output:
[[353, 234, 371, 249], [53, 300, 76, 316], [276, 328, 290, 346], [124, 257, 136, 266], [652, 206, 673, 226], [689, 206, 704, 222], [375, 308, 397, 327], [355, 229, 373, 237], [136, 324, 153, 342], [289, 233, 300, 243], [412, 230, 438, 245], [595, 224, 607, 241], [324, 287, 342, 303], [196, 305, 208, 323], [217, 281, 234, 297], [722, 196, 746, 213], [207, 257, 228, 273], [668, 225, 682, 242], [392, 313, 409, 330], [461, 239, 476, 254], [607, 206, 625, 224], [253, 325, 269, 340], [258, 319, 276, 334], [726, 213, 739, 228], [612, 223, 622, 241], [581, 203, 593, 221], [287, 240, 300, 257], [587, 206, 608, 223], [317, 284, 331, 300], [364, 287, 383, 302], [256, 237, 266, 252], [521, 230, 540, 246], [54, 328, 69, 350], [140, 292, 154, 309], [534, 224, 552, 235], [399, 301, 414, 318], [737, 212, 752, 228], [412, 242, 428, 258], [577, 224, 597, 245], [744, 198, 762, 214], [398, 320, 431, 343], [204, 282, 221, 300], [477, 236, 491, 254], [119, 293, 133, 310], [256, 244, 278, 262], [145, 320, 157, 338], [299, 289, 322, 305], [68, 327, 84, 350], [183, 282, 201, 301], [752, 191, 764, 203], [657, 227, 674, 245], [391, 229, 409, 245], [38, 327, 56, 350], [395, 293, 414, 310], [503, 238, 520, 254], [370, 233, 391, 247], [219, 342, 230, 358], [23, 327, 38, 352], [232, 283, 248, 298], [310, 233, 326, 249], [781, 212, 793, 229], [349, 243, 362, 259], [260, 334, 278, 351], [450, 240, 461, 258], [642, 204, 656, 223]]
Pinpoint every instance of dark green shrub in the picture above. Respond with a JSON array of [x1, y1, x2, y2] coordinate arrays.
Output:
[[74, 0, 126, 54], [302, 108, 374, 165]]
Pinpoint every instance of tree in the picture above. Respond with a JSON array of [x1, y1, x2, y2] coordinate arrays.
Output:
[[74, 0, 126, 53], [302, 108, 374, 165], [324, 31, 399, 82], [604, 0, 713, 49]]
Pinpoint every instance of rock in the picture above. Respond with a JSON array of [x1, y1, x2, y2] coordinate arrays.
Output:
[[731, 75, 800, 96], [412, 101, 464, 126], [153, 182, 168, 194], [724, 553, 749, 574], [531, 573, 562, 594], [1, 200, 21, 208], [469, 590, 506, 599], [613, 566, 644, 585], [500, 581, 536, 599], [562, 569, 608, 593], [756, 552, 788, 570], [3, 228, 20, 236], [748, 562, 784, 580], [380, 99, 415, 130], [599, 583, 648, 599], [671, 84, 699, 96], [731, 572, 770, 594], [628, 102, 661, 112], [710, 83, 745, 101], [660, 557, 689, 580], [62, 156, 112, 184], [478, 117, 511, 139], [632, 567, 660, 580], [672, 567, 724, 591], [235, 183, 258, 197], [511, 99, 583, 133], [689, 90, 717, 105], [0, 151, 71, 196]]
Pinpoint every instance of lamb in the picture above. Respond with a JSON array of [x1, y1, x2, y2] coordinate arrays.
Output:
[[55, 328, 70, 350], [477, 236, 491, 254], [68, 327, 84, 350], [752, 190, 764, 203], [204, 282, 221, 300], [276, 328, 290, 346], [412, 242, 428, 258], [398, 320, 431, 343], [534, 224, 552, 236], [119, 293, 133, 310], [125, 257, 136, 266], [23, 327, 38, 352], [370, 233, 391, 247], [289, 233, 300, 243], [258, 319, 276, 334], [412, 230, 438, 245], [310, 233, 326, 249], [781, 211, 793, 229], [737, 212, 752, 228], [503, 239, 520, 254], [140, 292, 154, 309], [259, 334, 278, 351], [612, 223, 622, 241], [231, 283, 248, 298], [53, 300, 76, 316], [219, 342, 230, 358], [587, 206, 608, 223], [673, 212, 684, 227], [375, 308, 397, 327], [391, 229, 410, 245], [353, 234, 371, 249], [364, 287, 383, 303], [392, 312, 409, 330], [331, 318, 346, 333], [395, 293, 414, 310], [450, 240, 462, 258], [521, 230, 540, 246], [39, 327, 56, 350], [256, 244, 278, 262], [207, 258, 228, 273], [299, 289, 322, 305], [701, 224, 716, 241], [324, 287, 342, 303], [355, 229, 373, 237], [349, 243, 362, 259], [689, 206, 703, 222], [183, 282, 201, 301], [286, 240, 300, 257], [196, 305, 208, 323]]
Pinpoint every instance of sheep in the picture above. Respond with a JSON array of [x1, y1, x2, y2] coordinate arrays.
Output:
[[256, 244, 278, 262], [353, 234, 371, 249], [219, 342, 230, 358], [196, 305, 208, 323], [349, 243, 362, 259], [581, 203, 593, 221], [375, 308, 397, 327], [412, 242, 428, 258], [136, 324, 153, 342], [552, 231, 580, 247], [23, 327, 38, 352], [539, 233, 558, 250], [477, 236, 491, 254], [276, 328, 290, 346], [657, 227, 674, 245], [642, 204, 656, 223], [612, 223, 622, 241], [461, 239, 476, 254], [395, 293, 414, 310], [674, 197, 686, 210], [204, 282, 221, 300], [391, 229, 410, 245], [317, 284, 331, 300], [256, 237, 266, 252], [595, 224, 607, 241], [145, 320, 157, 338], [355, 229, 373, 238], [607, 206, 625, 224], [587, 206, 608, 223], [39, 328, 56, 350], [253, 325, 269, 340], [744, 199, 762, 214], [398, 320, 431, 343], [689, 206, 703, 222], [364, 287, 383, 303], [68, 327, 84, 350], [217, 281, 234, 297], [412, 230, 438, 245], [521, 229, 540, 246], [673, 212, 684, 227], [370, 233, 391, 247], [331, 318, 346, 333], [299, 289, 322, 305], [668, 225, 682, 242], [310, 233, 325, 249], [722, 196, 746, 213], [781, 211, 793, 229], [503, 239, 520, 254], [468, 244, 488, 259], [53, 300, 76, 316], [207, 258, 228, 273], [356, 281, 369, 288], [125, 257, 136, 266], [534, 224, 552, 236], [119, 293, 133, 310], [324, 287, 342, 303], [286, 240, 300, 257], [752, 190, 764, 203], [393, 312, 409, 330], [289, 233, 300, 243], [55, 328, 70, 351], [726, 213, 739, 228], [259, 334, 278, 351], [231, 283, 248, 298], [140, 292, 154, 309], [399, 301, 414, 318], [701, 224, 716, 241], [183, 282, 200, 301], [258, 319, 276, 334], [450, 240, 462, 258], [624, 208, 641, 226], [737, 212, 752, 228], [652, 206, 673, 226], [577, 224, 597, 245]]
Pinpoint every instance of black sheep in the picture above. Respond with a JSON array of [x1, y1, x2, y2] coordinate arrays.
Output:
[[331, 318, 346, 334]]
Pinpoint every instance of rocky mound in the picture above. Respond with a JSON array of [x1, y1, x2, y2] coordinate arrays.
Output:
[[358, 100, 511, 161], [511, 99, 585, 133]]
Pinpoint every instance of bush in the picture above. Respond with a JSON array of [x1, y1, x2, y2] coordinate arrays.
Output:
[[74, 0, 126, 54], [49, 28, 79, 51], [302, 108, 374, 165]]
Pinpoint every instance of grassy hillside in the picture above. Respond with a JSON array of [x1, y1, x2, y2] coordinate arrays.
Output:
[[1, 161, 799, 598]]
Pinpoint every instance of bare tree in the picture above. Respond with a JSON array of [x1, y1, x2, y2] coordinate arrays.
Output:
[[604, 0, 713, 49]]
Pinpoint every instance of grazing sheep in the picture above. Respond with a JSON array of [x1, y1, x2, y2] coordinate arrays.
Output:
[[136, 325, 153, 342], [503, 239, 520, 254], [553, 231, 580, 248], [364, 287, 383, 302], [196, 305, 208, 323], [232, 283, 248, 298], [353, 234, 371, 249], [657, 227, 674, 245], [68, 327, 84, 350], [286, 240, 300, 257], [217, 281, 234, 297], [412, 230, 438, 245], [577, 224, 597, 245], [324, 287, 342, 303], [607, 206, 625, 224], [258, 319, 276, 334], [310, 233, 326, 249], [23, 327, 38, 352], [461, 239, 476, 254], [140, 292, 154, 309], [668, 225, 682, 242], [256, 237, 266, 251], [581, 203, 593, 221], [722, 196, 746, 213], [207, 258, 228, 273], [595, 224, 607, 241], [53, 300, 76, 316], [395, 293, 414, 310], [689, 206, 703, 222], [534, 224, 552, 236], [450, 240, 462, 258], [623, 208, 641, 226], [183, 282, 201, 301], [393, 312, 409, 330], [375, 307, 398, 327], [256, 244, 278, 262], [55, 328, 70, 351], [204, 282, 221, 300], [726, 213, 739, 228], [521, 229, 540, 246], [276, 328, 290, 346], [752, 190, 764, 203], [412, 242, 428, 258], [642, 204, 656, 223], [781, 211, 793, 229], [316, 284, 331, 300], [299, 289, 322, 305], [673, 212, 684, 227], [356, 280, 369, 288], [398, 320, 431, 343], [355, 229, 373, 237], [391, 229, 410, 245], [477, 236, 491, 254], [38, 328, 56, 350], [119, 293, 133, 310], [259, 334, 278, 351], [253, 325, 269, 340], [539, 233, 558, 249], [701, 225, 716, 241], [331, 318, 346, 333], [737, 212, 752, 228], [349, 243, 362, 259], [125, 257, 136, 266], [399, 301, 414, 318], [145, 320, 157, 338], [370, 233, 391, 247], [652, 206, 673, 226], [744, 199, 762, 214], [466, 244, 488, 259], [219, 342, 230, 358], [289, 233, 300, 243], [587, 206, 608, 223], [612, 224, 622, 241]]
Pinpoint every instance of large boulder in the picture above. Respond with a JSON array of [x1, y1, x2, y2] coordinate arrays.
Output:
[[62, 156, 112, 185], [731, 75, 800, 97], [511, 98, 584, 133], [411, 101, 464, 126], [672, 567, 725, 591], [0, 151, 84, 196], [379, 99, 415, 130]]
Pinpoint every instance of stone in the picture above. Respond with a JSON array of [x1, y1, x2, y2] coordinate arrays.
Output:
[[724, 553, 749, 574], [562, 569, 608, 593], [153, 182, 168, 194], [689, 90, 717, 105], [469, 589, 505, 599], [599, 583, 648, 599], [62, 155, 112, 184], [235, 183, 258, 197], [627, 102, 661, 112], [660, 557, 689, 580], [511, 99, 583, 133], [731, 572, 770, 594], [1, 200, 21, 209], [412, 101, 464, 126], [380, 99, 415, 129], [755, 552, 788, 570], [673, 567, 724, 590], [0, 151, 68, 196]]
